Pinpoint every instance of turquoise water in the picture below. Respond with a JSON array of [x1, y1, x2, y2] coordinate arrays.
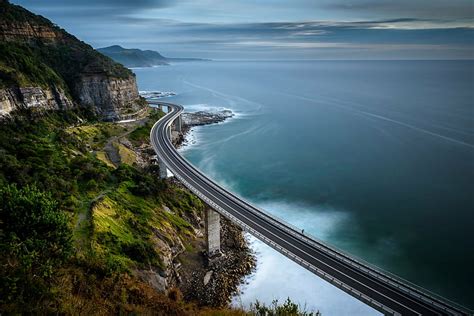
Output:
[[134, 60, 474, 311]]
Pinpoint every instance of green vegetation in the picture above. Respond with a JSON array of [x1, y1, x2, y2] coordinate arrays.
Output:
[[129, 109, 164, 145], [0, 1, 132, 91], [0, 108, 202, 313], [0, 1, 320, 314], [249, 299, 320, 316], [0, 184, 72, 308], [0, 42, 65, 88]]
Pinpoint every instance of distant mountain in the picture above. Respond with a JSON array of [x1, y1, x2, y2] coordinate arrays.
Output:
[[98, 45, 209, 68]]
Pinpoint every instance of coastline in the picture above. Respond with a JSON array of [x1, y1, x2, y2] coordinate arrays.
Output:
[[141, 104, 255, 307], [174, 108, 256, 307], [166, 104, 380, 315]]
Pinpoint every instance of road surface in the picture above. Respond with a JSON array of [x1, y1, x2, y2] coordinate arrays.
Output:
[[150, 101, 472, 316]]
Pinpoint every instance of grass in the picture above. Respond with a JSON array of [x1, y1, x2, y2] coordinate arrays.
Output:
[[0, 107, 318, 315], [128, 109, 164, 145], [115, 142, 137, 165], [67, 123, 128, 150], [96, 151, 115, 168], [93, 196, 136, 244]]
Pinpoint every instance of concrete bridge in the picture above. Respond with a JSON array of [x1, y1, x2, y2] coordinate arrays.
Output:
[[149, 101, 472, 316]]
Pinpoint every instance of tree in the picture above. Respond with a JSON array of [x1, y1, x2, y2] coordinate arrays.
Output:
[[0, 184, 72, 308]]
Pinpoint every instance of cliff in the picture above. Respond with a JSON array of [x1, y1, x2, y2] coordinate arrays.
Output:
[[0, 1, 144, 120]]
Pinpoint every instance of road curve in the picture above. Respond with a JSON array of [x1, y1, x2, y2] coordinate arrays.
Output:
[[150, 101, 472, 316]]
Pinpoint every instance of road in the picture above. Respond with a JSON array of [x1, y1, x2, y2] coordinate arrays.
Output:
[[150, 101, 472, 316]]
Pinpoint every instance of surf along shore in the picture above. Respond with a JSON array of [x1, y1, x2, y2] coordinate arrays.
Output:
[[143, 98, 255, 307]]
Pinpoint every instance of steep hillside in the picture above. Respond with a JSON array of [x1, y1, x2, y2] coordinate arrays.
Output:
[[0, 107, 225, 314], [0, 0, 144, 120]]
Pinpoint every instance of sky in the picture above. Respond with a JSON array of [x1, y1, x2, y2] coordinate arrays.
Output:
[[12, 0, 474, 59]]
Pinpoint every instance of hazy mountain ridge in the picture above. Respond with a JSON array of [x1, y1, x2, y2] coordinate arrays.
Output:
[[98, 45, 209, 68]]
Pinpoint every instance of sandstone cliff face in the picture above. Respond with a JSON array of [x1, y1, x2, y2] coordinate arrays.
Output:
[[0, 21, 61, 43], [0, 86, 74, 117], [0, 1, 145, 121], [75, 76, 141, 121]]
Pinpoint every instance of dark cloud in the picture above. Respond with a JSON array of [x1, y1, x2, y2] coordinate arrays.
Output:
[[12, 0, 176, 18], [14, 0, 174, 9], [9, 0, 474, 60], [324, 0, 474, 20]]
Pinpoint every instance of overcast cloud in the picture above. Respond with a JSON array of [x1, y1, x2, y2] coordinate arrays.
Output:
[[11, 0, 474, 59]]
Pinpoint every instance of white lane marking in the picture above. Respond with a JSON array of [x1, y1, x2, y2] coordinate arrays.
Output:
[[151, 110, 421, 316], [150, 103, 468, 316]]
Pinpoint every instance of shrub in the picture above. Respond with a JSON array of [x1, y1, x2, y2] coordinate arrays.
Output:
[[0, 184, 72, 309], [250, 298, 320, 316]]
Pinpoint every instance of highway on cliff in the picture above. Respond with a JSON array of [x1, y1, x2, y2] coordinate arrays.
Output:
[[150, 101, 472, 316]]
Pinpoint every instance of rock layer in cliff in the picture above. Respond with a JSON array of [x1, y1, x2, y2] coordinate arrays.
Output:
[[0, 1, 144, 120]]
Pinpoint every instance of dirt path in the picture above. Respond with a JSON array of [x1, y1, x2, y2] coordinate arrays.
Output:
[[103, 117, 149, 167], [74, 115, 149, 250]]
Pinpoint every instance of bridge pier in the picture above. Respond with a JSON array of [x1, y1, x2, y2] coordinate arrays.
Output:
[[157, 157, 168, 179], [205, 207, 221, 258], [173, 115, 182, 132]]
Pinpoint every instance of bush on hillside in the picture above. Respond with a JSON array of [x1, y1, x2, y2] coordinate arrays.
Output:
[[0, 184, 72, 309]]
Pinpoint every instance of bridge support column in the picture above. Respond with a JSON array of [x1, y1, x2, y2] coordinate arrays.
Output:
[[205, 208, 221, 258], [157, 104, 163, 111], [173, 115, 182, 132], [157, 157, 168, 179]]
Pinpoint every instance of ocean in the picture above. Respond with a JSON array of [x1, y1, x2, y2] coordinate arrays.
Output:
[[134, 60, 474, 314]]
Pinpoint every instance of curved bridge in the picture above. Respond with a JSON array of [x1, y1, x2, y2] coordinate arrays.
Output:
[[149, 101, 472, 316]]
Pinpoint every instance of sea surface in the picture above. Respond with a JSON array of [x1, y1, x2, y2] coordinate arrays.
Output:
[[134, 60, 474, 314]]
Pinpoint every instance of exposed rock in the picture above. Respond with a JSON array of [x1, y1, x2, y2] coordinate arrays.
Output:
[[175, 109, 234, 149], [0, 86, 74, 117], [203, 271, 213, 286], [0, 1, 145, 121], [140, 91, 176, 99], [123, 112, 255, 307], [177, 217, 256, 307], [136, 269, 168, 293], [0, 20, 61, 43], [75, 76, 141, 121], [182, 110, 234, 127]]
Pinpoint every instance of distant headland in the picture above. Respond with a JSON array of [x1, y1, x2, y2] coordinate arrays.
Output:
[[98, 45, 210, 68]]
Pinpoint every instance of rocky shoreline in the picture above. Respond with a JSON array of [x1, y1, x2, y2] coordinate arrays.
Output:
[[174, 108, 255, 307], [182, 109, 234, 127], [177, 215, 255, 307], [176, 109, 235, 149], [127, 107, 255, 307]]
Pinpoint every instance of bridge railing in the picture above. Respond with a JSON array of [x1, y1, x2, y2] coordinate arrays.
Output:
[[151, 101, 473, 316]]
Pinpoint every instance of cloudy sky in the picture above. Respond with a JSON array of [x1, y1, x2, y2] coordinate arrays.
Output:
[[12, 0, 474, 59]]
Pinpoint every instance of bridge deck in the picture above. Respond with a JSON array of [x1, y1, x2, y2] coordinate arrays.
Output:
[[149, 101, 472, 316]]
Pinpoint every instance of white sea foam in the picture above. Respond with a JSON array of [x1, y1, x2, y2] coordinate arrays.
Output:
[[175, 93, 380, 315], [232, 201, 381, 316], [178, 103, 243, 155], [183, 103, 239, 117], [178, 125, 204, 154], [178, 121, 381, 315], [182, 79, 265, 115], [140, 90, 177, 99]]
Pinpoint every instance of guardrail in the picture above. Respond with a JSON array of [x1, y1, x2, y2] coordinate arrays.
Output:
[[150, 101, 473, 316]]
